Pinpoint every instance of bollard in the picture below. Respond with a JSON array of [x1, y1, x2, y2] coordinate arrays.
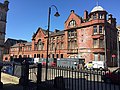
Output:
[[0, 66, 3, 89], [12, 63, 15, 76]]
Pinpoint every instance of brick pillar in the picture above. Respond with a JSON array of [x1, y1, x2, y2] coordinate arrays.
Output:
[[37, 63, 42, 90], [37, 63, 42, 84]]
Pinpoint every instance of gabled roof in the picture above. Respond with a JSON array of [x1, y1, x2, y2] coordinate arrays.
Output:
[[65, 10, 82, 23], [75, 13, 82, 19], [32, 27, 47, 39]]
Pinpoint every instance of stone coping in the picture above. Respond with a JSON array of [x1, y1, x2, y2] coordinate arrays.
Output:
[[1, 73, 19, 84]]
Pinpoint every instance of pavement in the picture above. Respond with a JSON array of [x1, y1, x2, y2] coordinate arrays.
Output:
[[1, 73, 23, 90], [1, 73, 60, 90]]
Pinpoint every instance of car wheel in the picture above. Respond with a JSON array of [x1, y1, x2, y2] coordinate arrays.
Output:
[[105, 78, 111, 83]]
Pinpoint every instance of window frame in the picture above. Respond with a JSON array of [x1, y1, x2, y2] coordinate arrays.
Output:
[[98, 14, 103, 19], [99, 25, 103, 34], [93, 39, 98, 48], [93, 13, 97, 19], [93, 25, 97, 34], [68, 20, 76, 27]]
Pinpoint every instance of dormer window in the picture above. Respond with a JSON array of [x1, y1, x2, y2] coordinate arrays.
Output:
[[98, 14, 103, 19], [68, 20, 76, 27], [37, 39, 44, 50]]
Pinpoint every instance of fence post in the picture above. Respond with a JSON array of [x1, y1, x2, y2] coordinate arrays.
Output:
[[19, 61, 29, 86], [0, 65, 3, 89], [37, 63, 42, 84], [36, 63, 42, 90], [12, 63, 15, 76]]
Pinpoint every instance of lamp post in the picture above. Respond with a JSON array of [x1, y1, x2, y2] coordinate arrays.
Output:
[[104, 24, 107, 68], [45, 5, 60, 81], [117, 31, 120, 67]]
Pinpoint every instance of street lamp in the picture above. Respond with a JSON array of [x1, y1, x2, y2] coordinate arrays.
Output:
[[104, 24, 107, 68], [117, 31, 120, 67], [45, 5, 60, 81]]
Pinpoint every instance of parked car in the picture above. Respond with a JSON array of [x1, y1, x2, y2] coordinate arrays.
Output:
[[92, 61, 106, 70], [101, 68, 120, 84], [84, 62, 93, 69], [84, 61, 107, 70], [1, 66, 13, 75]]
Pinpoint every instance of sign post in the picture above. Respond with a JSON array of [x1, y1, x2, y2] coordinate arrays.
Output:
[[112, 54, 116, 66]]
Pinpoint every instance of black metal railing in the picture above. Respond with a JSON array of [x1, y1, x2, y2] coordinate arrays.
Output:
[[41, 66, 120, 90], [1, 61, 120, 90], [0, 61, 41, 90]]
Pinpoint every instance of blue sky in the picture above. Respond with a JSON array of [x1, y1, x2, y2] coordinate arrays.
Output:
[[2, 0, 120, 41]]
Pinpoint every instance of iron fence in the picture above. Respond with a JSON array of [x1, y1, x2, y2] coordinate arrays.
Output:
[[1, 61, 120, 90], [41, 66, 120, 90]]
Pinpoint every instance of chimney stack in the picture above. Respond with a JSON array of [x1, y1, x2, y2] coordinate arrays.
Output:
[[84, 10, 88, 20]]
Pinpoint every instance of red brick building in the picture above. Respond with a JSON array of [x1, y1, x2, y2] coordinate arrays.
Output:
[[3, 5, 118, 66], [3, 38, 27, 61]]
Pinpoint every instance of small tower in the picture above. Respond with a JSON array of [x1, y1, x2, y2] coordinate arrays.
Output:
[[0, 0, 9, 61]]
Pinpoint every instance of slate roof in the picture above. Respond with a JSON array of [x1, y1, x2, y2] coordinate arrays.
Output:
[[4, 38, 27, 47], [50, 30, 65, 36], [24, 42, 32, 46], [11, 42, 32, 48], [11, 43, 19, 48]]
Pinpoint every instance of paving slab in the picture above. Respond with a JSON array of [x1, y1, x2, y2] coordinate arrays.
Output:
[[1, 73, 60, 90]]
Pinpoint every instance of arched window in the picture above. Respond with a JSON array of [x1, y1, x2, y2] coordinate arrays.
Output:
[[37, 39, 44, 50], [68, 20, 76, 27]]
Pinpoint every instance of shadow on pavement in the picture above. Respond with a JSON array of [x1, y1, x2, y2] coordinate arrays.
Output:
[[3, 83, 22, 90]]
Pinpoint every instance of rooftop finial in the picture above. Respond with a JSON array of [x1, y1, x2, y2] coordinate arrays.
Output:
[[4, 0, 8, 1], [96, 0, 99, 6]]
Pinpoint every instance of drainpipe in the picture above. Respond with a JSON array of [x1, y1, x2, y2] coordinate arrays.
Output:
[[104, 24, 107, 68]]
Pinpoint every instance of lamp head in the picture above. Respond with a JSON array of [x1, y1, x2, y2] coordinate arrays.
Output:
[[54, 12, 60, 17]]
